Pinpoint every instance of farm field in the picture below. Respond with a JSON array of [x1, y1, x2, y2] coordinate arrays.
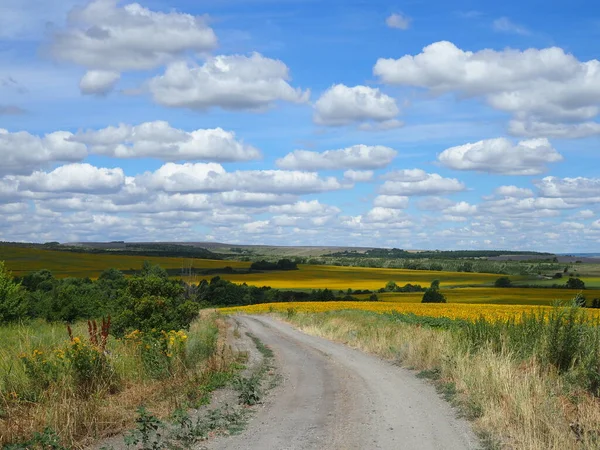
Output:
[[215, 265, 512, 290], [358, 287, 590, 305], [0, 245, 249, 278], [220, 301, 600, 322]]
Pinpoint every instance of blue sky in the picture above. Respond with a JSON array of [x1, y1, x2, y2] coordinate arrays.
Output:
[[1, 0, 599, 251]]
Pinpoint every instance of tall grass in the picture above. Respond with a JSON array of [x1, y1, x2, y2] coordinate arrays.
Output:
[[0, 312, 233, 448], [280, 304, 600, 449]]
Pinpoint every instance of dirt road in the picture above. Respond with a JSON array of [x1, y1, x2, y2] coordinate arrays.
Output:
[[206, 315, 479, 450]]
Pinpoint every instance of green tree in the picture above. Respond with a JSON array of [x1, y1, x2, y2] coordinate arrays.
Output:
[[0, 261, 29, 323], [566, 277, 586, 290], [385, 281, 398, 292], [494, 277, 512, 288], [421, 279, 446, 303]]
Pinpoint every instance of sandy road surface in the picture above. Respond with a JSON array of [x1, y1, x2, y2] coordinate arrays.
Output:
[[206, 315, 479, 450]]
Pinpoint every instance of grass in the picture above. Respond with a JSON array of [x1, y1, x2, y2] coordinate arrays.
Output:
[[0, 312, 237, 449], [276, 309, 600, 449]]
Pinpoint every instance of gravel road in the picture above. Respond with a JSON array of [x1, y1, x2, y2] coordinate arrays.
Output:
[[207, 315, 479, 450]]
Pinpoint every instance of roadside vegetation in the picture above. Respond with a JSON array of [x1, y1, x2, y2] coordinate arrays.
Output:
[[271, 304, 600, 449]]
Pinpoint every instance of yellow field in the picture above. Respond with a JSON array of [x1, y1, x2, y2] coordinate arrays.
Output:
[[0, 246, 250, 278], [360, 287, 583, 305], [221, 301, 600, 322], [215, 265, 505, 290]]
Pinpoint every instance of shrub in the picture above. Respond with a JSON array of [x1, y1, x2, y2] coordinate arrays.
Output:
[[494, 276, 512, 288], [566, 277, 586, 289], [421, 289, 447, 303]]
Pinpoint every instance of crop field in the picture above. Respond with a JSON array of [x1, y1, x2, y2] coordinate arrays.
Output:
[[214, 265, 508, 290], [357, 287, 590, 305], [220, 301, 600, 322], [0, 245, 249, 278]]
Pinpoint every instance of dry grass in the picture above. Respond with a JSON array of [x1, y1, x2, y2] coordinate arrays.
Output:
[[281, 311, 600, 449], [0, 313, 236, 449]]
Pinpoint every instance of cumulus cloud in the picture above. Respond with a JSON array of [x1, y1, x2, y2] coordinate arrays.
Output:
[[380, 169, 466, 196], [535, 176, 600, 200], [73, 121, 260, 162], [269, 200, 340, 216], [136, 163, 346, 194], [494, 185, 534, 198], [386, 13, 411, 30], [313, 84, 400, 128], [373, 41, 600, 137], [0, 129, 87, 176], [343, 170, 374, 182], [18, 163, 125, 193], [79, 70, 120, 95], [49, 0, 217, 93], [508, 119, 600, 139], [373, 195, 409, 209], [438, 138, 562, 175], [277, 145, 396, 171], [149, 53, 309, 111]]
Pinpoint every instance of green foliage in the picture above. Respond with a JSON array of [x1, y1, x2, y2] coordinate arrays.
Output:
[[5, 427, 68, 450], [65, 337, 119, 397], [0, 261, 28, 324], [566, 277, 586, 289], [494, 276, 512, 288], [124, 406, 164, 450], [250, 259, 298, 271], [421, 281, 446, 303], [234, 374, 262, 405]]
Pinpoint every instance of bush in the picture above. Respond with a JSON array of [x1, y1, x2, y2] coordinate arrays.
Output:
[[566, 277, 586, 289], [0, 261, 28, 324], [421, 289, 447, 303], [494, 276, 512, 288]]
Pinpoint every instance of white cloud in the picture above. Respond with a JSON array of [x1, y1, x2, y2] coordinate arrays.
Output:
[[508, 119, 600, 139], [313, 84, 400, 127], [149, 53, 309, 111], [535, 176, 600, 200], [0, 129, 87, 175], [343, 170, 374, 182], [494, 185, 534, 198], [50, 0, 217, 93], [73, 121, 261, 162], [373, 195, 409, 209], [492, 17, 530, 35], [438, 138, 562, 175], [577, 209, 595, 219], [79, 70, 120, 95], [136, 163, 346, 194], [386, 13, 411, 30], [380, 170, 466, 196], [269, 200, 340, 216], [19, 163, 125, 193], [443, 201, 478, 215], [374, 41, 600, 137], [276, 145, 397, 170], [219, 192, 295, 207]]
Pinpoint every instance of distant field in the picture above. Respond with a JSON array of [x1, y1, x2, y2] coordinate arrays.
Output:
[[0, 245, 249, 278], [220, 301, 600, 322], [358, 287, 587, 305], [213, 265, 508, 290]]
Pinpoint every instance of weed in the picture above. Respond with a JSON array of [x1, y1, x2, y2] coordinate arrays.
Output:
[[234, 374, 262, 406], [124, 406, 164, 450]]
